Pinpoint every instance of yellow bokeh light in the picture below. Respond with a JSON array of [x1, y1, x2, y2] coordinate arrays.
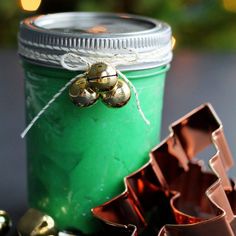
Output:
[[172, 36, 176, 49], [223, 0, 236, 12], [20, 0, 42, 11]]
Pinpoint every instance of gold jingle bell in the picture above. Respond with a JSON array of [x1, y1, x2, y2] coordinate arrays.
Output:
[[87, 62, 118, 92], [101, 79, 131, 108], [0, 210, 11, 235], [69, 76, 99, 107], [17, 208, 57, 236]]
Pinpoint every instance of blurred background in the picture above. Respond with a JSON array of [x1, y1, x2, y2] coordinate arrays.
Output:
[[1, 1, 236, 235], [1, 0, 236, 49]]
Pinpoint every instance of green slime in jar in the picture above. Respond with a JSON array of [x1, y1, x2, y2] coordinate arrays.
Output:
[[23, 61, 169, 233]]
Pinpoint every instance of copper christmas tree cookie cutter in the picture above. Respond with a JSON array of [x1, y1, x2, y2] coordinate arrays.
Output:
[[92, 103, 236, 236]]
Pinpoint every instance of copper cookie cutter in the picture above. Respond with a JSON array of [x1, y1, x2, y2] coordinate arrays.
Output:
[[92, 103, 236, 236]]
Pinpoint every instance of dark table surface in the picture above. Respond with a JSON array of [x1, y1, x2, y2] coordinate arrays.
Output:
[[1, 49, 236, 235]]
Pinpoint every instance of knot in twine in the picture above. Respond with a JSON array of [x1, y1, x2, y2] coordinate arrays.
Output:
[[21, 51, 150, 138]]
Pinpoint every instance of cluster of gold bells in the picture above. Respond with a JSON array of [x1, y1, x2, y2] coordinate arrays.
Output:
[[69, 62, 131, 108]]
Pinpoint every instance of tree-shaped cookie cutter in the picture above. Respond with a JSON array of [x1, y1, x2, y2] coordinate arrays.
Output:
[[92, 103, 236, 236]]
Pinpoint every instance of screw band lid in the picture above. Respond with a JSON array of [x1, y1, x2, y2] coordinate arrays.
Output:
[[19, 12, 173, 70]]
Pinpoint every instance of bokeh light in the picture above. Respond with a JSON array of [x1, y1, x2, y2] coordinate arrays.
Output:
[[20, 0, 42, 11], [223, 0, 236, 12]]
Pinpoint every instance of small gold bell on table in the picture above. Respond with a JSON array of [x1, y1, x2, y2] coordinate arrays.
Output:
[[17, 208, 57, 236], [0, 210, 11, 235], [101, 79, 131, 108], [87, 62, 118, 92], [69, 76, 99, 107]]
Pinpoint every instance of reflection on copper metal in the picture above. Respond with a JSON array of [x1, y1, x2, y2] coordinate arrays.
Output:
[[86, 25, 107, 34], [93, 103, 236, 236]]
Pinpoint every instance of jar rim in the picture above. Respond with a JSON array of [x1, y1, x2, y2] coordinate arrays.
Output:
[[18, 12, 173, 70]]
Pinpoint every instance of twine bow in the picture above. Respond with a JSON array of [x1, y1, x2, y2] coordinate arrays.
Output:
[[21, 51, 150, 138]]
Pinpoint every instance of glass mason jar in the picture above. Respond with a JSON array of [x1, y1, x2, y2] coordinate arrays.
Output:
[[18, 12, 173, 234]]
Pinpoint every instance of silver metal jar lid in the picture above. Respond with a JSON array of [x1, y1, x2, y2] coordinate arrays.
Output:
[[18, 12, 173, 71]]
